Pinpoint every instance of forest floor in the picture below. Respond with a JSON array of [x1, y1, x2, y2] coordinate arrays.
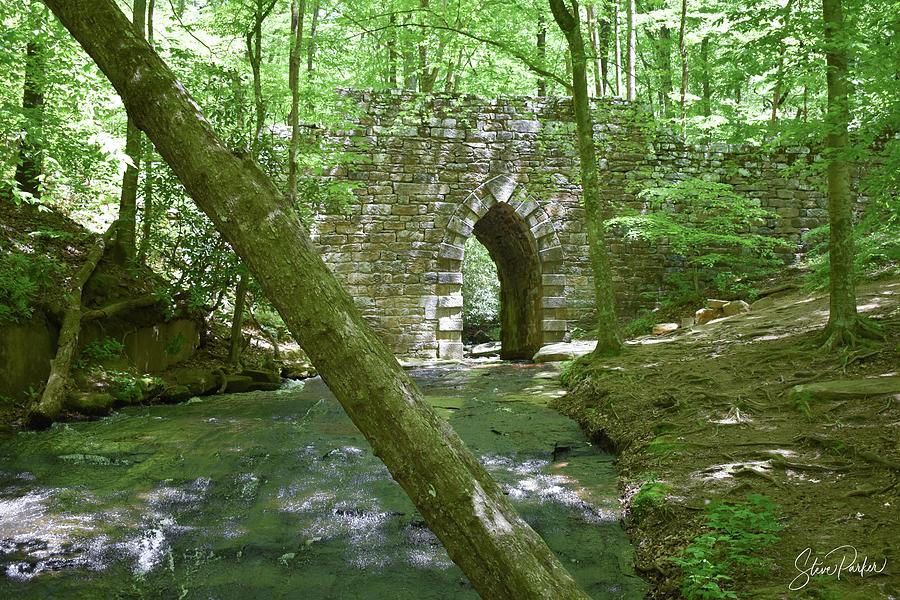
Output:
[[554, 277, 900, 599]]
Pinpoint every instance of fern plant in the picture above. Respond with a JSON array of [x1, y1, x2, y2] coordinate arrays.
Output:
[[672, 494, 782, 599], [607, 179, 791, 300]]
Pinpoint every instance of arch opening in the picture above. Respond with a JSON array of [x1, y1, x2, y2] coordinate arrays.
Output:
[[469, 202, 543, 359]]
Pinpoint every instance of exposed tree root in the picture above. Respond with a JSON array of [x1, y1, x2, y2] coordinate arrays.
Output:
[[819, 317, 885, 351]]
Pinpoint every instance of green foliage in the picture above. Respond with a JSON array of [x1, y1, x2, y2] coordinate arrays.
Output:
[[164, 333, 185, 357], [462, 237, 500, 343], [803, 161, 900, 288], [629, 477, 671, 521], [608, 178, 790, 299], [105, 370, 143, 403], [672, 494, 782, 599], [80, 338, 125, 363], [0, 251, 64, 324], [622, 310, 661, 339]]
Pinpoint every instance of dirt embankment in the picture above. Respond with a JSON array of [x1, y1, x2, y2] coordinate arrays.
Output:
[[555, 278, 899, 599]]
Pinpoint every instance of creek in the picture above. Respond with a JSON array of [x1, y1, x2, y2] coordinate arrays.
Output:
[[0, 362, 646, 598]]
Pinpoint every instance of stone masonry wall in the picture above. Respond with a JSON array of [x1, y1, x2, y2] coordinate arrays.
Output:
[[309, 90, 839, 359]]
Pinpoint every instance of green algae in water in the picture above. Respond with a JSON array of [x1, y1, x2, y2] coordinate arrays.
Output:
[[0, 364, 646, 598]]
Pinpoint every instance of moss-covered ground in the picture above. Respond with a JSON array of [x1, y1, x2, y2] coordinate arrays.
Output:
[[555, 277, 900, 599]]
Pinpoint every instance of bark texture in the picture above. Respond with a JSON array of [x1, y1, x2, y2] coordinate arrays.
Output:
[[229, 272, 249, 366], [288, 0, 306, 204], [40, 1, 590, 597], [821, 0, 860, 347], [625, 0, 636, 101], [114, 0, 147, 263], [549, 0, 622, 356], [15, 23, 45, 200]]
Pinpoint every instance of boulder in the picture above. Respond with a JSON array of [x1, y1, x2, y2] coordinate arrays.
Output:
[[282, 363, 317, 379], [222, 375, 256, 394], [160, 384, 193, 402], [722, 300, 750, 316], [532, 341, 597, 363], [170, 367, 219, 396], [652, 323, 679, 336], [470, 342, 502, 358], [240, 368, 281, 385], [67, 392, 115, 416], [695, 307, 722, 325], [707, 299, 729, 309]]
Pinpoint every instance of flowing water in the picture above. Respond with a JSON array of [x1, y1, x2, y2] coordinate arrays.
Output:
[[0, 362, 646, 599]]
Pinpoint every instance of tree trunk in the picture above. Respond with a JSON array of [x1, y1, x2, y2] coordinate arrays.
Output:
[[138, 0, 155, 264], [306, 0, 318, 72], [40, 1, 590, 596], [626, 0, 636, 101], [229, 272, 249, 366], [30, 225, 116, 424], [288, 0, 306, 205], [537, 13, 547, 96], [387, 12, 399, 87], [613, 0, 622, 96], [678, 0, 688, 130], [700, 35, 711, 117], [598, 2, 611, 96], [653, 26, 674, 117], [820, 0, 862, 347], [417, 0, 439, 93], [402, 15, 418, 90], [549, 0, 622, 357], [770, 0, 795, 126], [113, 0, 146, 264], [585, 5, 602, 97], [15, 6, 45, 200]]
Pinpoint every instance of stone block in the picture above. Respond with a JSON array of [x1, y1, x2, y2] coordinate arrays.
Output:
[[507, 120, 541, 133], [438, 272, 463, 284], [393, 183, 450, 196], [438, 243, 464, 261], [438, 316, 463, 332], [438, 341, 464, 359]]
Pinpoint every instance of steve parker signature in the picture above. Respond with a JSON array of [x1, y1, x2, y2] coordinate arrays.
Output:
[[790, 545, 888, 590]]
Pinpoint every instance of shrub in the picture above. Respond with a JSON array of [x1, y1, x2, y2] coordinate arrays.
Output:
[[671, 494, 782, 599], [81, 338, 125, 363], [0, 252, 64, 324], [607, 179, 791, 300]]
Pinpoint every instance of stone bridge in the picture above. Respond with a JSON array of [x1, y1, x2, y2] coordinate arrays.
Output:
[[309, 91, 832, 359]]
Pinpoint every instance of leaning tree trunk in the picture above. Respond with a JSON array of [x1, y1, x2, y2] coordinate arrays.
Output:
[[549, 0, 622, 356], [40, 1, 590, 597], [30, 226, 116, 424], [821, 0, 864, 347]]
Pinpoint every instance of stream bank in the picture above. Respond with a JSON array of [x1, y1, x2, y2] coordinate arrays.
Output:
[[554, 278, 900, 599]]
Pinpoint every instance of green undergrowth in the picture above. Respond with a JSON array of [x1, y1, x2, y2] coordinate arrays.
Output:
[[671, 494, 782, 600], [629, 476, 672, 522], [0, 251, 64, 324]]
